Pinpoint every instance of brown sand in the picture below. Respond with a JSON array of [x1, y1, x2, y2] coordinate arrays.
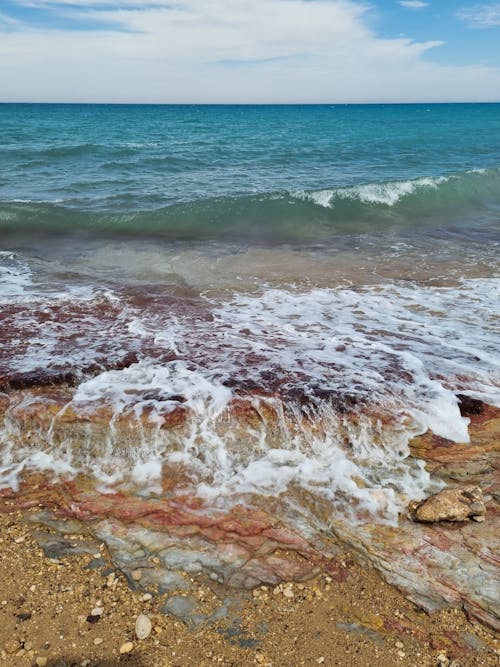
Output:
[[0, 503, 498, 667]]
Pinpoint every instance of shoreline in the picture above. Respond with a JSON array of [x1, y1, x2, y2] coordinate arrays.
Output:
[[1, 504, 498, 667]]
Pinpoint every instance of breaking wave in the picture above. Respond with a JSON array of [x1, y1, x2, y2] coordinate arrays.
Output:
[[0, 168, 499, 241]]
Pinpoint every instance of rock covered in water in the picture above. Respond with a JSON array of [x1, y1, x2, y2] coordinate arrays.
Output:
[[409, 486, 485, 523]]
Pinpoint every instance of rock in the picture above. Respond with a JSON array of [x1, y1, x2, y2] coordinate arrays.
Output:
[[409, 486, 485, 523], [4, 640, 19, 654], [135, 613, 152, 640], [119, 641, 134, 654], [16, 612, 32, 621], [86, 615, 101, 624], [93, 638, 103, 646], [131, 569, 142, 581], [35, 658, 48, 667], [2, 380, 499, 632], [142, 593, 152, 602]]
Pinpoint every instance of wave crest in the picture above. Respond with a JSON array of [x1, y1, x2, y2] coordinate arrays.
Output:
[[0, 168, 499, 241]]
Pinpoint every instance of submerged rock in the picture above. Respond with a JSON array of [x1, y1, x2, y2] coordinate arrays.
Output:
[[409, 486, 486, 523]]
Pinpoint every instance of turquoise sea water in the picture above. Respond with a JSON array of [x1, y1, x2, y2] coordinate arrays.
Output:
[[1, 103, 500, 243], [0, 104, 499, 521]]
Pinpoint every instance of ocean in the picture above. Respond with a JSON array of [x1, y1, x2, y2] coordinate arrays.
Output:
[[1, 103, 499, 526]]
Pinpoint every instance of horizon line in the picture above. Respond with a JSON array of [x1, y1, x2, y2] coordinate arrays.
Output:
[[1, 101, 500, 106]]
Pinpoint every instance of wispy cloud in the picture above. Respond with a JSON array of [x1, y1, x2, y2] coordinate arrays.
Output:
[[1, 1, 499, 103], [398, 1, 429, 8], [456, 3, 500, 27], [0, 11, 20, 26]]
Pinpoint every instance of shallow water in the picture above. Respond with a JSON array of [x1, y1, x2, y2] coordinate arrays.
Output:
[[0, 104, 499, 528]]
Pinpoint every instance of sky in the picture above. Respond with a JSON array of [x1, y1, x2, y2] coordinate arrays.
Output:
[[1, 1, 500, 103]]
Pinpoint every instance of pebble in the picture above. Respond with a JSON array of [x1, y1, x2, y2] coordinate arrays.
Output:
[[395, 641, 404, 649], [35, 658, 48, 667], [4, 640, 19, 655], [93, 638, 103, 646], [131, 569, 143, 581], [106, 573, 116, 588], [397, 651, 406, 658], [120, 641, 134, 654], [282, 588, 294, 599], [135, 613, 152, 640], [141, 593, 153, 602], [91, 607, 104, 616], [316, 658, 325, 664]]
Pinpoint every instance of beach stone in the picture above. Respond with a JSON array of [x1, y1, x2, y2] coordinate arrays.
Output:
[[4, 640, 19, 654], [119, 641, 134, 654], [135, 613, 152, 640], [409, 486, 485, 523], [86, 615, 101, 624]]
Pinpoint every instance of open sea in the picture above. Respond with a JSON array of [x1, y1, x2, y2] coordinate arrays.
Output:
[[1, 103, 499, 525]]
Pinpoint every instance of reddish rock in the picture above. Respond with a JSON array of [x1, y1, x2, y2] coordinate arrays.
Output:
[[0, 380, 499, 631], [409, 486, 486, 523]]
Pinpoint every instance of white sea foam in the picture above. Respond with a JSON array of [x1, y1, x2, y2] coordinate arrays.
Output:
[[0, 252, 34, 297], [1, 276, 499, 524], [0, 253, 131, 375], [297, 175, 449, 208]]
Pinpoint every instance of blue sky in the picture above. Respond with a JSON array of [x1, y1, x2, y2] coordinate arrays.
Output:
[[1, 1, 500, 102]]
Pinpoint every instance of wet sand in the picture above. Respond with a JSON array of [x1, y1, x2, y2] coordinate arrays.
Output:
[[1, 504, 498, 667]]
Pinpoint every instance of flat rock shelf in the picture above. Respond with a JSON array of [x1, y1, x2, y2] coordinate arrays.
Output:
[[1, 378, 498, 633]]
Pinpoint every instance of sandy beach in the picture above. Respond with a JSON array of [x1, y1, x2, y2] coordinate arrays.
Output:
[[1, 502, 499, 667]]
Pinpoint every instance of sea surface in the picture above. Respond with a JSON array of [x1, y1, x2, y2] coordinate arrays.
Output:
[[1, 103, 499, 525]]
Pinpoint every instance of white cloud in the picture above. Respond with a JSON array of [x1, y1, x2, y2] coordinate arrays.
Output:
[[456, 3, 500, 27], [0, 11, 20, 26], [1, 1, 499, 102], [398, 1, 429, 8]]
